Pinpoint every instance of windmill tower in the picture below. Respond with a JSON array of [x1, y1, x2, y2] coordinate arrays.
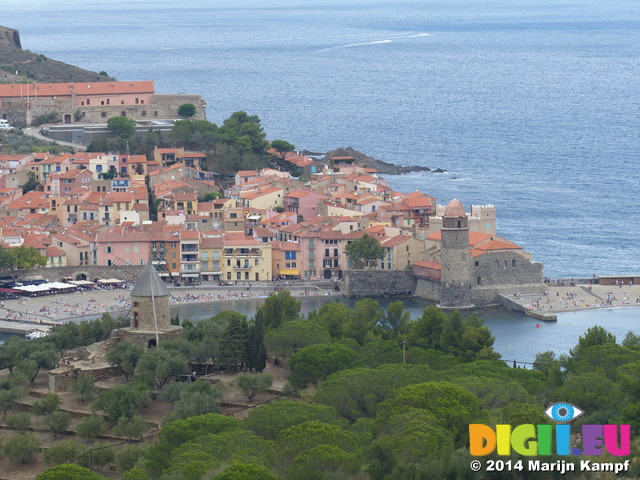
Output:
[[120, 262, 181, 348]]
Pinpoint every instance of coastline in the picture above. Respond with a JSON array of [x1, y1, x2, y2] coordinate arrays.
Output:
[[0, 282, 639, 329]]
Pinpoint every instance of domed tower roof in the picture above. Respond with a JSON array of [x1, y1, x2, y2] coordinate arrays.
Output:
[[444, 199, 466, 218], [131, 263, 169, 297]]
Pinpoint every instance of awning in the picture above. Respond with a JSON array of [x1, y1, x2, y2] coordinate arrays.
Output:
[[97, 279, 124, 284], [181, 274, 199, 278], [69, 280, 95, 286], [279, 269, 300, 276]]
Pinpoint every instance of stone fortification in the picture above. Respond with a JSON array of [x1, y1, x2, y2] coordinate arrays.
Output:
[[344, 270, 416, 298], [1, 93, 206, 128]]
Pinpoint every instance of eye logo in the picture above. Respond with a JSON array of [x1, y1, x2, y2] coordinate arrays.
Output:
[[545, 402, 584, 423]]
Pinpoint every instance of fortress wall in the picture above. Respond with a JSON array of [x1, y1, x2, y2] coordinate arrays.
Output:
[[344, 270, 416, 298], [415, 277, 440, 302]]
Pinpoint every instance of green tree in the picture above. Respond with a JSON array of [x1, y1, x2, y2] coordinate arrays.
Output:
[[76, 441, 115, 472], [121, 468, 151, 480], [114, 444, 147, 473], [218, 316, 249, 369], [271, 139, 295, 163], [264, 320, 330, 359], [307, 302, 352, 339], [93, 384, 152, 422], [345, 233, 384, 269], [36, 464, 104, 480], [21, 170, 41, 194], [69, 376, 97, 403], [43, 439, 81, 466], [218, 111, 268, 153], [107, 116, 136, 139], [76, 415, 107, 444], [203, 191, 222, 201], [343, 298, 382, 345], [288, 343, 359, 389], [0, 385, 24, 419], [178, 103, 196, 118], [8, 245, 48, 274], [6, 412, 31, 433], [274, 421, 356, 473], [213, 462, 280, 480], [255, 290, 301, 329], [314, 364, 435, 422], [163, 382, 225, 422], [43, 410, 71, 436], [233, 372, 274, 402], [243, 400, 345, 440], [246, 317, 267, 372], [160, 413, 240, 449], [378, 381, 482, 446], [287, 444, 359, 480], [3, 432, 41, 464], [134, 347, 189, 389], [381, 300, 411, 336], [569, 326, 617, 364], [114, 414, 148, 441], [106, 340, 144, 381], [32, 392, 62, 416]]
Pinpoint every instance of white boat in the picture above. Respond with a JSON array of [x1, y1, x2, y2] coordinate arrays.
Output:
[[26, 330, 49, 339]]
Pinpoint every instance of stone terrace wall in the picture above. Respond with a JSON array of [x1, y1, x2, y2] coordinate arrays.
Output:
[[344, 270, 416, 298], [6, 265, 144, 282]]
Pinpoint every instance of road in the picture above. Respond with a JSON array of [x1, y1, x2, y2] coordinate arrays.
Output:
[[22, 126, 86, 151]]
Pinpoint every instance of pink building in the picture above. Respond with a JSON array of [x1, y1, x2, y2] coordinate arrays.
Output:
[[95, 225, 156, 266], [284, 190, 330, 220], [44, 169, 93, 196]]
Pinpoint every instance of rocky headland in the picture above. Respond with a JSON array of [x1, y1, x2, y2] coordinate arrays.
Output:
[[304, 146, 445, 175]]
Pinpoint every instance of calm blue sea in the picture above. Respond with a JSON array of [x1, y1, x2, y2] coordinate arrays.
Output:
[[3, 0, 639, 279]]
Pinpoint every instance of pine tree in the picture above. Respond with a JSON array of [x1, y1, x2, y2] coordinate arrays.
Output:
[[218, 318, 249, 370]]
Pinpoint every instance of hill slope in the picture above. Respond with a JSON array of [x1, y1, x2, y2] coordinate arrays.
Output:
[[0, 26, 114, 84]]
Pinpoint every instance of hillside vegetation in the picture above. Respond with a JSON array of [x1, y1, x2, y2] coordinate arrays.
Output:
[[0, 43, 113, 84]]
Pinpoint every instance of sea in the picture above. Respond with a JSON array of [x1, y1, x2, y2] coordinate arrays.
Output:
[[1, 0, 639, 360]]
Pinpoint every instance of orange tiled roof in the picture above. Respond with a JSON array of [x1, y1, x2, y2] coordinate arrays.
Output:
[[0, 81, 154, 99]]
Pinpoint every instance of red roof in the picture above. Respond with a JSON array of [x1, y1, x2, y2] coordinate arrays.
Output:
[[0, 81, 154, 99], [413, 260, 441, 270]]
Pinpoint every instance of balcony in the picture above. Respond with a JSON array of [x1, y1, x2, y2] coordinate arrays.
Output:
[[181, 255, 198, 263], [181, 245, 199, 252]]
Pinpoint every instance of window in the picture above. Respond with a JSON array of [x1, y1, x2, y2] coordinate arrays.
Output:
[[309, 239, 314, 247], [125, 247, 130, 254], [101, 111, 107, 118], [134, 246, 138, 254], [309, 250, 314, 259], [325, 249, 330, 257], [309, 260, 315, 269], [477, 277, 482, 285], [154, 111, 158, 117], [227, 259, 231, 266], [230, 213, 237, 219], [333, 249, 338, 257], [141, 110, 147, 116], [106, 246, 112, 254], [227, 272, 231, 280], [201, 252, 209, 261], [475, 261, 479, 266], [213, 251, 219, 260], [237, 272, 241, 280], [512, 259, 516, 268], [172, 263, 177, 269], [255, 259, 259, 266]]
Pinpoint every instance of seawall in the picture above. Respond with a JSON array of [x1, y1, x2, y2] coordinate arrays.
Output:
[[344, 270, 416, 298]]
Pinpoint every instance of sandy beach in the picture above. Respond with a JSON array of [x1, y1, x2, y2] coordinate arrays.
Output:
[[0, 282, 639, 327], [0, 282, 336, 324]]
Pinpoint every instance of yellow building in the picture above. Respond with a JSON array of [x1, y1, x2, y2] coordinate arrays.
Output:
[[221, 233, 272, 282], [199, 235, 224, 281], [239, 187, 284, 210]]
